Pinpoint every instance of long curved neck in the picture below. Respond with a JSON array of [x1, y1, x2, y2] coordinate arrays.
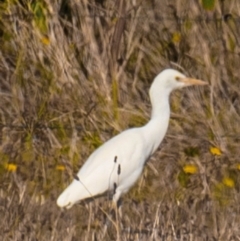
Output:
[[142, 89, 171, 155], [150, 90, 170, 119]]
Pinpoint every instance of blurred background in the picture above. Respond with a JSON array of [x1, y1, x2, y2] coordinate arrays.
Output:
[[0, 0, 240, 240]]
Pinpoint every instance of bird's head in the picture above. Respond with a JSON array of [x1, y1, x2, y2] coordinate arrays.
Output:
[[149, 69, 208, 105], [151, 69, 207, 93]]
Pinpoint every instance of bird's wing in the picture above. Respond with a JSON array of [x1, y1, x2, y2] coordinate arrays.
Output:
[[76, 127, 148, 197], [57, 127, 153, 207]]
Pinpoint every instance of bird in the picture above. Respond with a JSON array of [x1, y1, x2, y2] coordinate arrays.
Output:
[[57, 69, 207, 209]]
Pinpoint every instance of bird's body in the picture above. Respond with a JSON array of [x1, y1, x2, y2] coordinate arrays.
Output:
[[57, 69, 207, 209]]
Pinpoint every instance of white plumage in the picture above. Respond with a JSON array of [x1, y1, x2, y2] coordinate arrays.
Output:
[[57, 69, 207, 209]]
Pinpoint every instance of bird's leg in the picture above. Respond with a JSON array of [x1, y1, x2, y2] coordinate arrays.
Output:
[[102, 199, 122, 240], [116, 198, 123, 219], [112, 199, 121, 241], [112, 189, 124, 240], [102, 193, 122, 239]]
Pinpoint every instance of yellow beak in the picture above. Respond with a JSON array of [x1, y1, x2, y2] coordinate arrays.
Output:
[[179, 77, 208, 86]]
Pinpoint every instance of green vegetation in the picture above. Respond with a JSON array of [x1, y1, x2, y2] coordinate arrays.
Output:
[[0, 0, 240, 240]]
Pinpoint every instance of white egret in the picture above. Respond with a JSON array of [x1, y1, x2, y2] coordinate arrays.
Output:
[[57, 69, 207, 209]]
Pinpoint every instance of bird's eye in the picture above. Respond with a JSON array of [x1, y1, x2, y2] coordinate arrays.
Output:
[[175, 76, 181, 81]]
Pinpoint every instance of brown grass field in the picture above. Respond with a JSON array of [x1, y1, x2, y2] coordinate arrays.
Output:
[[1, 0, 240, 240]]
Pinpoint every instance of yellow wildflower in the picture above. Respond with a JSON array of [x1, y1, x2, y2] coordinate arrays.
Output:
[[41, 37, 50, 45], [210, 147, 222, 156], [222, 177, 234, 188], [183, 164, 198, 174], [172, 32, 181, 43], [237, 164, 240, 170], [56, 165, 65, 171], [4, 163, 17, 172]]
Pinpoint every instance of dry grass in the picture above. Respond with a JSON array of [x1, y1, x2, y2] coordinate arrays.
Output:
[[1, 0, 240, 240]]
